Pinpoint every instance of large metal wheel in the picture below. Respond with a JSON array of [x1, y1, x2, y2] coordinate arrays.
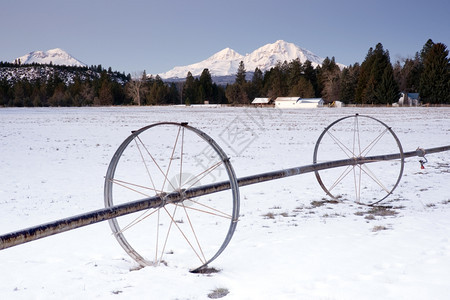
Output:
[[313, 114, 404, 205], [104, 122, 240, 272]]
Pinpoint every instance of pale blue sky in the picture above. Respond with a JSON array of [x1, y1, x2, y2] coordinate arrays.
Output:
[[1, 0, 449, 75]]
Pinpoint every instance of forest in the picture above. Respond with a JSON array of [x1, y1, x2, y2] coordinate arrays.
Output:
[[0, 39, 449, 107]]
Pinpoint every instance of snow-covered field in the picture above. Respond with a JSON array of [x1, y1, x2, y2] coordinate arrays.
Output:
[[1, 106, 449, 299]]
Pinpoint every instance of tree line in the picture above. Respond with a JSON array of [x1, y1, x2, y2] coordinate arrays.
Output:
[[224, 39, 449, 105], [1, 39, 448, 107]]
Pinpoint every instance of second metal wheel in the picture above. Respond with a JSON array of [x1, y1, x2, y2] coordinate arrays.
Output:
[[313, 114, 404, 205]]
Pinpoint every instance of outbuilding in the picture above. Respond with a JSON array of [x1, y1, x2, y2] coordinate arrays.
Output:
[[275, 97, 324, 108], [251, 98, 273, 106], [398, 92, 420, 106]]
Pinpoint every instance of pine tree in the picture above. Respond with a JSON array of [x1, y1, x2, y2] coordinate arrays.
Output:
[[183, 72, 197, 105], [375, 65, 400, 104], [287, 58, 303, 90], [247, 67, 264, 100], [235, 61, 246, 85], [290, 77, 315, 98], [339, 64, 360, 104], [420, 39, 435, 62], [419, 42, 450, 104], [199, 68, 213, 102], [252, 68, 264, 92], [355, 43, 395, 104], [167, 83, 180, 104], [225, 84, 248, 105], [303, 60, 318, 97]]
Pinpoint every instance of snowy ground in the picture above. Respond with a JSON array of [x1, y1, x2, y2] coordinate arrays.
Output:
[[0, 106, 449, 299]]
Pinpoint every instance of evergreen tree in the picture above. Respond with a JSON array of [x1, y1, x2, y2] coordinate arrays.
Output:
[[290, 77, 315, 98], [13, 80, 25, 106], [199, 68, 213, 102], [97, 81, 114, 105], [374, 64, 400, 104], [225, 83, 248, 105], [48, 83, 67, 106], [0, 79, 11, 106], [264, 62, 289, 98], [355, 43, 394, 104], [235, 61, 246, 85], [247, 67, 264, 100], [167, 83, 180, 104], [302, 60, 318, 97], [419, 42, 450, 104], [212, 83, 227, 104], [146, 75, 169, 105], [318, 57, 341, 101], [79, 81, 95, 106], [339, 64, 360, 104], [420, 39, 435, 62], [287, 58, 303, 90], [182, 72, 197, 105]]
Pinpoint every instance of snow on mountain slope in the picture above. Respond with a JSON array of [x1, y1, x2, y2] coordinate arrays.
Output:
[[160, 47, 244, 79], [242, 40, 324, 71], [13, 48, 87, 67], [158, 40, 344, 79]]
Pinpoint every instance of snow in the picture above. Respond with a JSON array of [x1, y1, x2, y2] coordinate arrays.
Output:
[[14, 48, 86, 67], [158, 40, 339, 79], [0, 106, 449, 299]]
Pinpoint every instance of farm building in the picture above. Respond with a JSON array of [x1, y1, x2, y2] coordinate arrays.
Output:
[[251, 98, 273, 106], [275, 97, 324, 109], [397, 92, 420, 106]]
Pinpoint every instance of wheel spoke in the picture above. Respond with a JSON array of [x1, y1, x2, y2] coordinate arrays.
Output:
[[107, 177, 163, 196], [179, 127, 185, 187], [155, 208, 161, 264], [162, 205, 206, 265], [115, 207, 160, 235], [160, 127, 183, 192], [328, 165, 353, 192], [158, 204, 178, 266], [135, 135, 179, 192], [326, 130, 356, 158], [175, 198, 233, 220], [182, 160, 224, 191], [353, 164, 362, 202], [359, 128, 389, 157], [353, 114, 362, 157], [359, 163, 391, 193], [133, 137, 158, 195], [181, 202, 207, 263]]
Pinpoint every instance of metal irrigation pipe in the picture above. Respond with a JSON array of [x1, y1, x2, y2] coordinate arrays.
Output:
[[1, 145, 449, 251]]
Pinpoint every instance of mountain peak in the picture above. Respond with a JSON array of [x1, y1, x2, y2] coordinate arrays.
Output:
[[207, 47, 243, 62], [14, 48, 86, 67]]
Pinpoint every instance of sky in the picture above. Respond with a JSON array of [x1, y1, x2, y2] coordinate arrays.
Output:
[[1, 0, 449, 75]]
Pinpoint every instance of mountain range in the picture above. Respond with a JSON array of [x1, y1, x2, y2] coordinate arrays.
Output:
[[11, 41, 345, 84], [13, 48, 86, 67], [157, 40, 345, 82]]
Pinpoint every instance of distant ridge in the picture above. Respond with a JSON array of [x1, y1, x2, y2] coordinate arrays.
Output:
[[157, 40, 345, 81], [13, 48, 86, 67]]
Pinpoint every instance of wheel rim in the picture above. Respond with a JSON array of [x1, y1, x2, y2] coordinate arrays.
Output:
[[104, 122, 240, 272], [313, 114, 404, 205]]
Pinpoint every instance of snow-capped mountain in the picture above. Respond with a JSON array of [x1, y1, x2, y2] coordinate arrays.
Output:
[[242, 40, 325, 72], [158, 40, 344, 80], [159, 47, 244, 79], [13, 48, 86, 67]]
